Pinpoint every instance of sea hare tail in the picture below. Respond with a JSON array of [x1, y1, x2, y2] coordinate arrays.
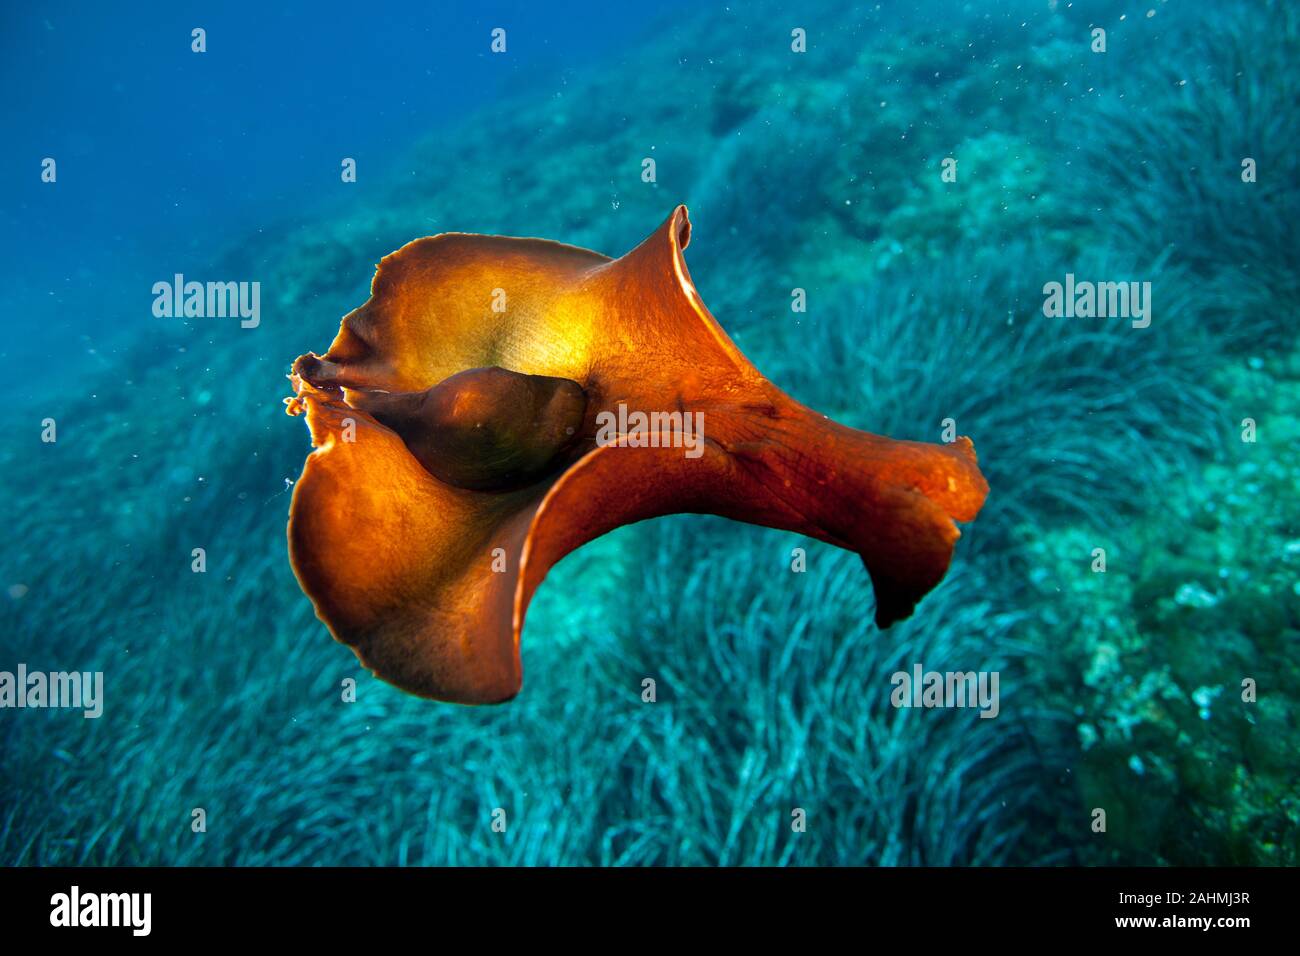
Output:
[[712, 392, 989, 627]]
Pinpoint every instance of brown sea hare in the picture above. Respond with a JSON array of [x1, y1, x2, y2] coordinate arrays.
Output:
[[285, 206, 988, 704]]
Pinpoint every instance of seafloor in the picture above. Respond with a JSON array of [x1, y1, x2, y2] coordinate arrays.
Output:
[[1, 0, 1296, 864]]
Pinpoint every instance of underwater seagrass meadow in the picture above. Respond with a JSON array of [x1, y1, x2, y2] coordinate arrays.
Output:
[[1, 0, 1297, 866]]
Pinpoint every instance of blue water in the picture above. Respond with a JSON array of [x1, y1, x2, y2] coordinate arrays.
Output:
[[1, 0, 1296, 867], [0, 0, 691, 387]]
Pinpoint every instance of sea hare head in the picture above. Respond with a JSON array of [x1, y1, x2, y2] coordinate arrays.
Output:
[[285, 206, 988, 704], [293, 361, 588, 490]]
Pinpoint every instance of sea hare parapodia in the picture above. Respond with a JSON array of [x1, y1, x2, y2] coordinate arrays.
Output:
[[285, 206, 988, 704]]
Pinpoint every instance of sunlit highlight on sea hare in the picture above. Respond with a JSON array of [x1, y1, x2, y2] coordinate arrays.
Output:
[[285, 206, 988, 704]]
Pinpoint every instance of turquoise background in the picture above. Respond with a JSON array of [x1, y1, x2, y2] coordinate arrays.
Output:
[[1, 0, 1296, 864]]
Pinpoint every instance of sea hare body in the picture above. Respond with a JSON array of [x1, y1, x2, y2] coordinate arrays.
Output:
[[285, 206, 988, 704], [341, 365, 589, 490]]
